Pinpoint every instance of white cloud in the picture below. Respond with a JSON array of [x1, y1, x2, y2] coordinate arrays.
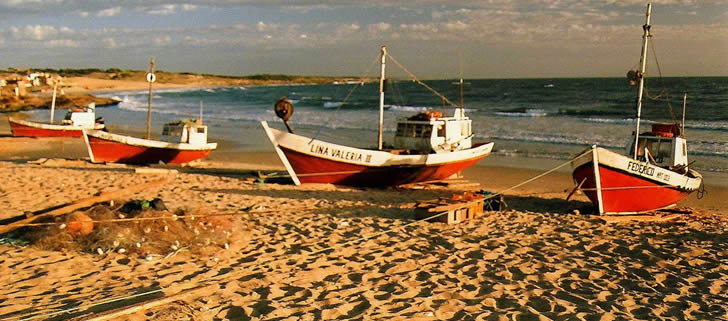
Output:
[[147, 4, 177, 15], [335, 23, 360, 36], [368, 22, 391, 33], [78, 11, 89, 17], [154, 35, 172, 46], [103, 37, 117, 48], [442, 20, 468, 32], [13, 25, 57, 40], [47, 39, 79, 48], [181, 4, 197, 11], [96, 7, 121, 17]]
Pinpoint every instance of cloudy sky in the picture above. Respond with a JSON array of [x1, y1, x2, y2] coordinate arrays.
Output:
[[0, 0, 726, 78]]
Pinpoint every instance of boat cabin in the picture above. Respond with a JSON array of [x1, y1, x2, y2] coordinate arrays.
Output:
[[628, 123, 688, 169], [161, 119, 210, 146], [62, 104, 99, 128], [393, 108, 473, 153]]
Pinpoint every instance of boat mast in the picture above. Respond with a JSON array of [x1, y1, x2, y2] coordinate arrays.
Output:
[[146, 57, 155, 140], [681, 92, 687, 136], [632, 2, 652, 160], [199, 100, 204, 123], [378, 45, 386, 150], [459, 78, 464, 108], [49, 82, 57, 123]]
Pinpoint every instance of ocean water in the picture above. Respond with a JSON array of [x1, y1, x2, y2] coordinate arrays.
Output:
[[28, 77, 728, 173]]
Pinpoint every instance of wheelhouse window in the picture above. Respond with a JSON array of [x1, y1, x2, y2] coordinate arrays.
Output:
[[396, 123, 432, 138], [631, 137, 671, 164]]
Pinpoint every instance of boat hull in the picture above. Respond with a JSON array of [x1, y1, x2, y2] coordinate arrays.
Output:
[[571, 146, 702, 214], [9, 117, 104, 138], [262, 121, 493, 187], [83, 130, 217, 164]]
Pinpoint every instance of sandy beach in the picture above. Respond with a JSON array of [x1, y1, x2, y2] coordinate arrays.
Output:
[[0, 112, 727, 321]]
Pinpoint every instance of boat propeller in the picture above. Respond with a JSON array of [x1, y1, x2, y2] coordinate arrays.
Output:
[[274, 97, 294, 133]]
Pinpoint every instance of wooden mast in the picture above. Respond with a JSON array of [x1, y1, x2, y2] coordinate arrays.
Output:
[[632, 2, 652, 160], [378, 45, 386, 150], [681, 92, 687, 136], [146, 57, 155, 140], [49, 82, 57, 123]]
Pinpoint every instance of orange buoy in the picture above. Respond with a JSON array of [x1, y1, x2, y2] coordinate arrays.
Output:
[[66, 213, 94, 236]]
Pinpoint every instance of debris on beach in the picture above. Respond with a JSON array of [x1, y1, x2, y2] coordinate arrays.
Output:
[[20, 199, 239, 258]]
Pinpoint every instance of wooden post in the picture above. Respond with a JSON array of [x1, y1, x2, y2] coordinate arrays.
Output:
[[591, 146, 605, 214], [146, 57, 155, 140], [50, 83, 58, 124], [378, 45, 386, 150]]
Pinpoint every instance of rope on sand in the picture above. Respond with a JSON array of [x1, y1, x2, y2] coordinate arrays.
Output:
[[12, 155, 587, 321]]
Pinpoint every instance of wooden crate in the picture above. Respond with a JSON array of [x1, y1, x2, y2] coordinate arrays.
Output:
[[415, 197, 485, 224]]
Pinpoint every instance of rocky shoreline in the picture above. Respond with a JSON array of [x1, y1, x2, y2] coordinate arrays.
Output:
[[0, 93, 120, 113], [0, 68, 363, 114]]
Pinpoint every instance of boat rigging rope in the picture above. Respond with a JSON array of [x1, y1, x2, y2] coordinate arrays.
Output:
[[11, 155, 589, 321], [385, 53, 460, 108], [310, 54, 380, 142], [647, 37, 679, 123]]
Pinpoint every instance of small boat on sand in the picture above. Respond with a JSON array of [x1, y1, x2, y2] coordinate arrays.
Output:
[[82, 58, 216, 165], [570, 3, 703, 214], [83, 119, 216, 164], [9, 103, 104, 138], [262, 46, 494, 187]]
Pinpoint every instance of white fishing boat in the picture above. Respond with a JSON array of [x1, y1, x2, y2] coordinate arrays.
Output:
[[83, 58, 217, 165], [8, 83, 104, 137], [570, 3, 703, 214], [262, 46, 494, 187]]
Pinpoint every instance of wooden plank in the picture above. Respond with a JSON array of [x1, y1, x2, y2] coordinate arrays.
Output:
[[444, 182, 481, 189], [423, 198, 485, 212], [135, 168, 179, 175], [0, 177, 170, 235], [600, 214, 682, 224], [81, 285, 215, 321]]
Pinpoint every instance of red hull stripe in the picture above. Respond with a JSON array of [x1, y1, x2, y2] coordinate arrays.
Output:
[[280, 146, 486, 186], [10, 121, 85, 137], [573, 162, 690, 213], [87, 135, 213, 164]]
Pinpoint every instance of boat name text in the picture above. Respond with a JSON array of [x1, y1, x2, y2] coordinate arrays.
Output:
[[627, 161, 655, 177], [310, 144, 372, 163]]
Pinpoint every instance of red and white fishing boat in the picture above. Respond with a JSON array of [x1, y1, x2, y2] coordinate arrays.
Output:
[[9, 104, 104, 137], [83, 119, 217, 164], [570, 3, 703, 214], [82, 58, 217, 165], [262, 46, 494, 187]]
